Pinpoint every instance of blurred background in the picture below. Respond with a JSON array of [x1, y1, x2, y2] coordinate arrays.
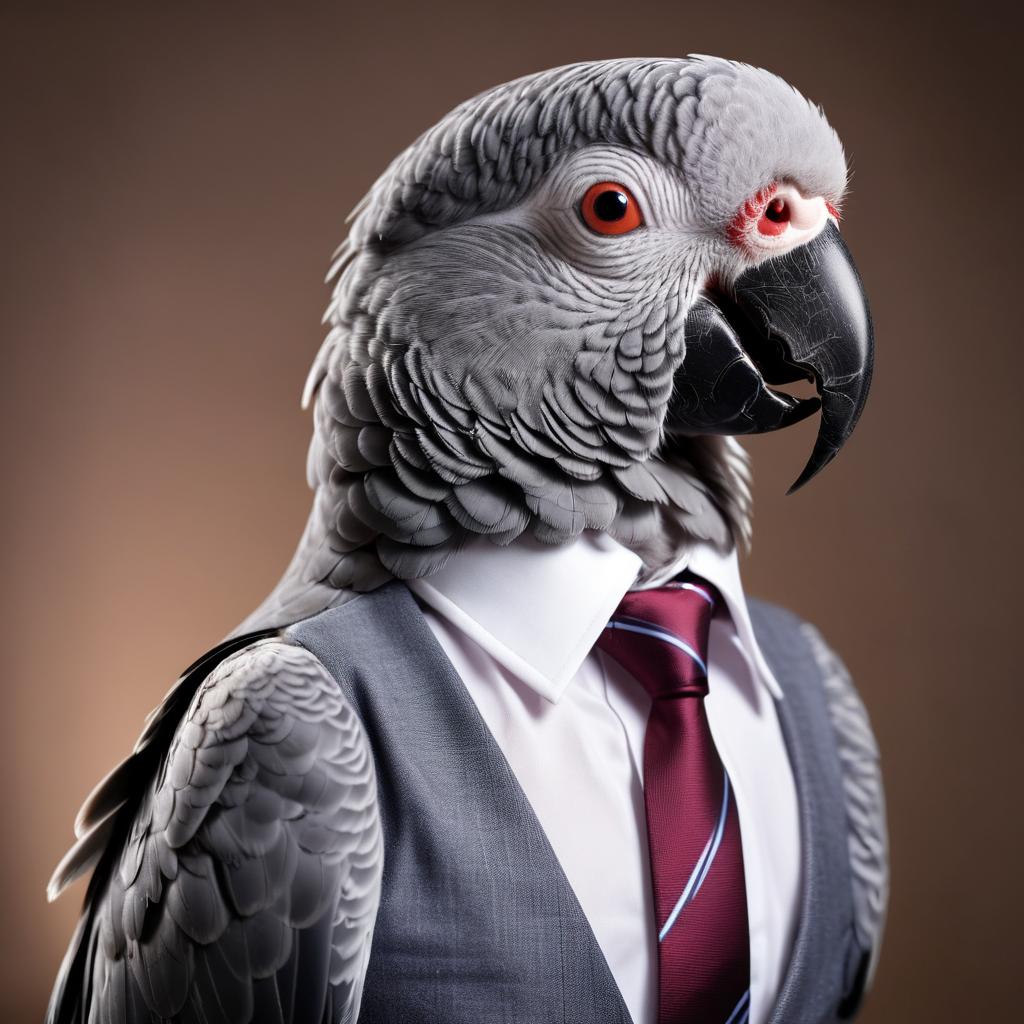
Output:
[[3, 1, 1021, 1020]]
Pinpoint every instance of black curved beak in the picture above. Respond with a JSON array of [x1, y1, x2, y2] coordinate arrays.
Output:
[[667, 222, 874, 492]]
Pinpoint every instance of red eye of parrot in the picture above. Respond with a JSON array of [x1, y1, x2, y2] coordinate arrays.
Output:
[[580, 182, 644, 235]]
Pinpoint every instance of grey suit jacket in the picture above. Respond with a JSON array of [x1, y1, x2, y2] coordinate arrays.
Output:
[[289, 581, 887, 1023]]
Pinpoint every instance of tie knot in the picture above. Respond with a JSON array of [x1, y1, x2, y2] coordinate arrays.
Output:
[[597, 575, 718, 700]]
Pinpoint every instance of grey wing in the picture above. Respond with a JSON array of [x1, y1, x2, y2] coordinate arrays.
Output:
[[802, 623, 889, 989], [57, 638, 382, 1024]]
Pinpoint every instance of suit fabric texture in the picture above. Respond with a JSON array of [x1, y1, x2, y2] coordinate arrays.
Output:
[[288, 581, 867, 1023]]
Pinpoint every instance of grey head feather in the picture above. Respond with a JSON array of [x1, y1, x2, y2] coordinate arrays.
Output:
[[241, 56, 847, 632]]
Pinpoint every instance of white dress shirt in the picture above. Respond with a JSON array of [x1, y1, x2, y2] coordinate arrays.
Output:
[[407, 531, 801, 1024]]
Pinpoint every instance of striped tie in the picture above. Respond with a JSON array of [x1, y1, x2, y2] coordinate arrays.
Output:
[[597, 575, 750, 1024]]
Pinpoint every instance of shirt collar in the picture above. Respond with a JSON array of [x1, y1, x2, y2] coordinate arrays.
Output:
[[407, 531, 782, 704], [641, 543, 784, 700]]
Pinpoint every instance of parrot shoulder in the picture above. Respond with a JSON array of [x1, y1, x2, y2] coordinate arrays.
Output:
[[46, 635, 382, 1024]]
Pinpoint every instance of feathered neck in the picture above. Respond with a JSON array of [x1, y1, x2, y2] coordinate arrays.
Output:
[[238, 406, 752, 634]]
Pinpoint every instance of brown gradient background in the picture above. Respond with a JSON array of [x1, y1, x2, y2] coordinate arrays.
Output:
[[3, 2, 1021, 1021]]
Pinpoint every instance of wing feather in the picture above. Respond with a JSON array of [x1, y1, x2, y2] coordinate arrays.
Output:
[[802, 623, 889, 989], [47, 637, 382, 1024]]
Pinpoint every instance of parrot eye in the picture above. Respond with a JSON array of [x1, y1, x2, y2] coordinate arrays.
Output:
[[580, 182, 644, 235]]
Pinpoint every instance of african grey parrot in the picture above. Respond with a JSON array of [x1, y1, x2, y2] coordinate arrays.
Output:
[[46, 55, 886, 1023]]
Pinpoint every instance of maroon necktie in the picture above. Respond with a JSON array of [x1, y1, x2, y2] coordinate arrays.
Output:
[[597, 576, 750, 1024]]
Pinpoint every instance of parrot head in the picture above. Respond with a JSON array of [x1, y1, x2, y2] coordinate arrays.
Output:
[[287, 56, 873, 601]]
